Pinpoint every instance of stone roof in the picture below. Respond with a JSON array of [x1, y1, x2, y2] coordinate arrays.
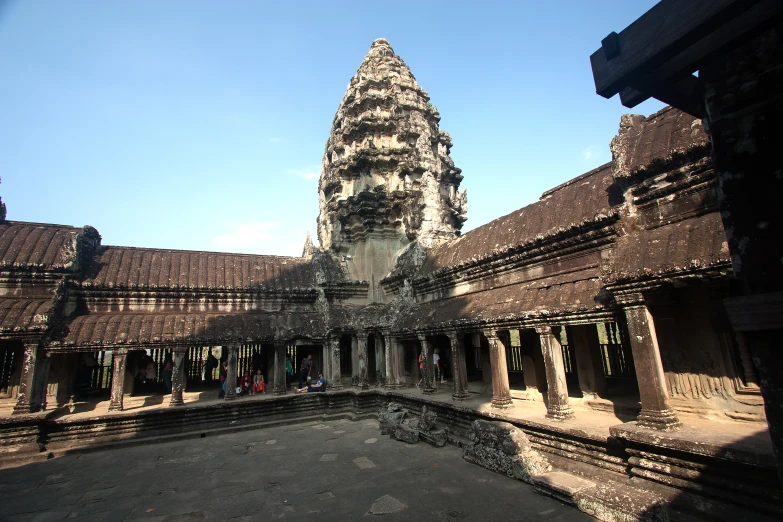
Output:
[[419, 163, 615, 275], [80, 246, 320, 291], [47, 311, 326, 348], [610, 106, 709, 179], [606, 212, 731, 284], [0, 221, 82, 271], [394, 275, 605, 332], [0, 297, 56, 334]]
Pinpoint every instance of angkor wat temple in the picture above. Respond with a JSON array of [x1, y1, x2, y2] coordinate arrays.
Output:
[[2, 34, 781, 521]]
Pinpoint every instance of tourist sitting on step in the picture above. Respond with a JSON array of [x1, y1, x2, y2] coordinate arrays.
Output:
[[238, 372, 252, 396], [295, 372, 326, 393], [252, 369, 265, 395]]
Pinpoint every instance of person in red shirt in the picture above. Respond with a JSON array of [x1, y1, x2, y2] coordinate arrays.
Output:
[[238, 372, 252, 396]]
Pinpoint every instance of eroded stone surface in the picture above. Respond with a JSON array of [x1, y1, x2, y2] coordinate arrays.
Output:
[[368, 494, 407, 515], [462, 420, 550, 484]]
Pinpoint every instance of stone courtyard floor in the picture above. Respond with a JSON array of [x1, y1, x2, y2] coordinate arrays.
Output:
[[0, 417, 589, 521]]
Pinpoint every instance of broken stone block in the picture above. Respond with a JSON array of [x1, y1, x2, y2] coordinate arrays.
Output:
[[463, 419, 550, 483], [575, 482, 669, 522], [419, 428, 448, 448], [379, 402, 408, 435], [394, 424, 419, 444]]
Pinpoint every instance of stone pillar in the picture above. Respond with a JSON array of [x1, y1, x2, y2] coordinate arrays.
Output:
[[273, 341, 287, 395], [169, 346, 187, 407], [485, 331, 513, 408], [521, 355, 540, 400], [108, 349, 128, 412], [351, 336, 359, 385], [418, 334, 435, 394], [567, 324, 608, 399], [329, 336, 343, 390], [384, 333, 402, 389], [321, 342, 331, 387], [618, 293, 680, 431], [734, 333, 759, 389], [375, 335, 386, 387], [446, 331, 470, 401], [536, 326, 574, 420], [13, 342, 48, 414], [357, 334, 370, 390], [224, 343, 239, 401]]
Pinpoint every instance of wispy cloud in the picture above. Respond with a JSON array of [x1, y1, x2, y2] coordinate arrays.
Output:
[[582, 145, 599, 161], [212, 220, 280, 250], [287, 167, 320, 180], [268, 137, 281, 144]]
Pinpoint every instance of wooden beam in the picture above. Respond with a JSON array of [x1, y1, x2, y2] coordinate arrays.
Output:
[[620, 74, 705, 118], [590, 0, 774, 99], [610, 0, 783, 109]]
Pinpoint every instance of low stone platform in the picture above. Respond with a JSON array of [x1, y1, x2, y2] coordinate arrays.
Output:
[[1, 387, 779, 521], [0, 418, 590, 521]]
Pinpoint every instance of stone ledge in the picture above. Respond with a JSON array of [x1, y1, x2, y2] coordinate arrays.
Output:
[[609, 421, 775, 468]]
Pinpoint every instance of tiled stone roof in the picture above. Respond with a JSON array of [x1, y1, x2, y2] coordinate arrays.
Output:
[[81, 246, 319, 291], [48, 311, 326, 348], [419, 163, 615, 275], [394, 275, 605, 332], [0, 222, 81, 271]]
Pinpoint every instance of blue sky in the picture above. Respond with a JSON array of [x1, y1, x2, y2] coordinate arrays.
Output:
[[0, 1, 663, 256]]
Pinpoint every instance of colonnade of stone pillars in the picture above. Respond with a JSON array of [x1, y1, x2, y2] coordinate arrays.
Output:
[[224, 344, 239, 401], [169, 347, 187, 407], [357, 334, 369, 390], [108, 349, 128, 412], [273, 341, 287, 395], [536, 325, 573, 420], [484, 331, 513, 408], [329, 337, 343, 390], [446, 331, 470, 401], [618, 292, 681, 431], [13, 341, 48, 414], [418, 335, 435, 394]]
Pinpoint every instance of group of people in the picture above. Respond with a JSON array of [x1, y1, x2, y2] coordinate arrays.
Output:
[[211, 351, 324, 398], [294, 354, 326, 393], [417, 348, 448, 389], [216, 362, 267, 399]]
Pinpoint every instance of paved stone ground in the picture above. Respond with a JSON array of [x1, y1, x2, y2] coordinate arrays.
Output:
[[0, 418, 588, 521]]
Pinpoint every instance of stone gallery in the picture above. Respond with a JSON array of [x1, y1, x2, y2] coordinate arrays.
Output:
[[1, 30, 781, 521]]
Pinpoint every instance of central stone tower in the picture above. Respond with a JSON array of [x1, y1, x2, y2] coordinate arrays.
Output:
[[318, 38, 467, 292]]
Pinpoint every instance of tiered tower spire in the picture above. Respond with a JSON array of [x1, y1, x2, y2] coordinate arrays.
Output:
[[317, 39, 467, 274]]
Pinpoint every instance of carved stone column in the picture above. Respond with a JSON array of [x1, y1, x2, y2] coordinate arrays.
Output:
[[521, 355, 540, 401], [108, 349, 128, 412], [619, 292, 681, 431], [418, 334, 435, 394], [321, 341, 331, 387], [13, 342, 48, 414], [734, 333, 759, 389], [357, 334, 369, 390], [375, 335, 385, 387], [536, 326, 573, 420], [484, 331, 513, 408], [224, 343, 239, 401], [329, 336, 343, 390], [384, 333, 403, 389], [446, 331, 470, 401], [169, 346, 187, 407], [567, 324, 608, 399], [273, 341, 287, 395]]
